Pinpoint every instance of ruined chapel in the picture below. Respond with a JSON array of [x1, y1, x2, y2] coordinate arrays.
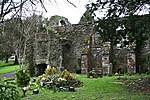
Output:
[[26, 16, 137, 76]]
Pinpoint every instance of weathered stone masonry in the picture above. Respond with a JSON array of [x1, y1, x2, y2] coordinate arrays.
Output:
[[32, 23, 95, 75], [26, 16, 140, 76]]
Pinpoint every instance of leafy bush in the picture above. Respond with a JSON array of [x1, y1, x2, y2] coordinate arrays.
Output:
[[36, 69, 82, 92], [0, 76, 20, 100], [60, 69, 76, 80], [15, 69, 30, 86], [0, 84, 20, 100], [45, 66, 57, 76], [45, 74, 59, 82]]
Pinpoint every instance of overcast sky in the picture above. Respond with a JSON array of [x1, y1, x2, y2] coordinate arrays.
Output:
[[35, 0, 93, 24], [4, 0, 149, 24]]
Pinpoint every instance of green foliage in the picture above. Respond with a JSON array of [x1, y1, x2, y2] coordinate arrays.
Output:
[[45, 66, 57, 76], [27, 64, 35, 77], [45, 74, 59, 82], [60, 69, 76, 80], [0, 84, 20, 100], [15, 69, 30, 86], [82, 48, 89, 54], [35, 69, 81, 92], [21, 74, 150, 100], [0, 76, 20, 100], [79, 10, 94, 24], [83, 35, 90, 43], [1, 18, 22, 59], [87, 0, 150, 18], [87, 0, 150, 73]]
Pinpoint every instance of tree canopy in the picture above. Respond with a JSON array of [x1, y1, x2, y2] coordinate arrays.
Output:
[[86, 0, 150, 73]]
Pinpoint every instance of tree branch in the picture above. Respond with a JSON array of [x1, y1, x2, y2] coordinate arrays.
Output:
[[66, 0, 76, 8]]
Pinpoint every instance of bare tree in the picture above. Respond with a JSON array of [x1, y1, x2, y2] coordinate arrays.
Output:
[[0, 0, 77, 23], [21, 14, 42, 67], [0, 0, 47, 22], [0, 0, 77, 71], [0, 18, 21, 63]]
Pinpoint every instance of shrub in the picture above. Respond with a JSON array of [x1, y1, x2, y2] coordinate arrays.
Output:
[[0, 84, 20, 100], [45, 66, 57, 76], [36, 69, 82, 92], [0, 76, 20, 100], [45, 74, 59, 82], [60, 69, 76, 80], [15, 69, 30, 86]]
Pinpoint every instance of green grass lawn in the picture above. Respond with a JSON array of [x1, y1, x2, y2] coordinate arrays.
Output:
[[0, 60, 14, 68], [0, 60, 19, 74], [0, 64, 19, 74], [0, 61, 149, 100], [22, 75, 150, 100]]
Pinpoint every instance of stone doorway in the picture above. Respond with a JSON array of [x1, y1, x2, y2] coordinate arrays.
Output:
[[62, 42, 72, 71], [35, 64, 47, 76]]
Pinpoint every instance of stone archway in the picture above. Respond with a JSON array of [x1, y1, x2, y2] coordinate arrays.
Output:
[[35, 64, 47, 76], [61, 40, 74, 72]]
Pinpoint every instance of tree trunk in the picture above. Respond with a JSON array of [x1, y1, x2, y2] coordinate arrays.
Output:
[[135, 35, 143, 74], [135, 49, 140, 74], [5, 54, 9, 63], [109, 40, 116, 73], [87, 35, 94, 72], [14, 55, 19, 64]]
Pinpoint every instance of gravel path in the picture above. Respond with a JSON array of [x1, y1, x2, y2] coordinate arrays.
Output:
[[2, 71, 16, 78]]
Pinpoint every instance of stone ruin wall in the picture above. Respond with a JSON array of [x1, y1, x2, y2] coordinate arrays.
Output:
[[25, 16, 143, 76], [27, 23, 137, 76], [32, 23, 95, 75]]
